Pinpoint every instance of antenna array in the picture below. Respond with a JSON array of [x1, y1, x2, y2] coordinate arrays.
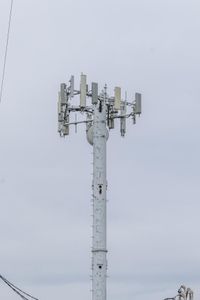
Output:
[[57, 74, 142, 138]]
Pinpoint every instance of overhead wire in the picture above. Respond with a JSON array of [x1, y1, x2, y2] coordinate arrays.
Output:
[[0, 0, 14, 103], [0, 274, 39, 300], [0, 4, 40, 297]]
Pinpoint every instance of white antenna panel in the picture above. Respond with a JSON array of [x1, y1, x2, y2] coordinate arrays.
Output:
[[120, 101, 126, 137], [58, 112, 64, 123], [60, 83, 67, 104], [58, 96, 62, 115], [92, 82, 98, 104], [114, 87, 121, 110], [63, 115, 69, 136], [58, 91, 61, 100], [58, 92, 64, 122], [135, 93, 142, 114], [70, 75, 74, 98], [80, 74, 87, 107]]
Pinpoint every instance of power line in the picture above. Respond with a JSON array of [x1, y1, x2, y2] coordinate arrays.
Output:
[[0, 0, 14, 104], [0, 274, 39, 300]]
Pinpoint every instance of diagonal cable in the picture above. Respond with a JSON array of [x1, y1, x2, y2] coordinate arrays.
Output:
[[0, 0, 14, 103], [1, 279, 30, 300], [0, 274, 39, 300]]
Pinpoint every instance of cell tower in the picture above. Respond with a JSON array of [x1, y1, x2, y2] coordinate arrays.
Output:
[[57, 74, 142, 300]]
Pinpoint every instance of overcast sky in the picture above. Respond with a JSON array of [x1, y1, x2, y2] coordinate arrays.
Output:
[[0, 0, 200, 300]]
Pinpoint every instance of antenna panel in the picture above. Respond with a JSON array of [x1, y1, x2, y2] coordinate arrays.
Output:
[[58, 93, 64, 123], [114, 87, 121, 110], [58, 109, 63, 122], [80, 74, 87, 107], [70, 75, 74, 98], [58, 92, 61, 114], [58, 114, 64, 123], [60, 83, 67, 104], [63, 115, 69, 136], [120, 101, 126, 137], [135, 93, 142, 114], [92, 82, 98, 104]]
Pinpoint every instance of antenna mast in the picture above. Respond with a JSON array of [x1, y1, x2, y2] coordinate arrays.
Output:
[[57, 74, 142, 300]]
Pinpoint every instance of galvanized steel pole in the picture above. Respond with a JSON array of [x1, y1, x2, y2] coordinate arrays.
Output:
[[91, 89, 108, 300]]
